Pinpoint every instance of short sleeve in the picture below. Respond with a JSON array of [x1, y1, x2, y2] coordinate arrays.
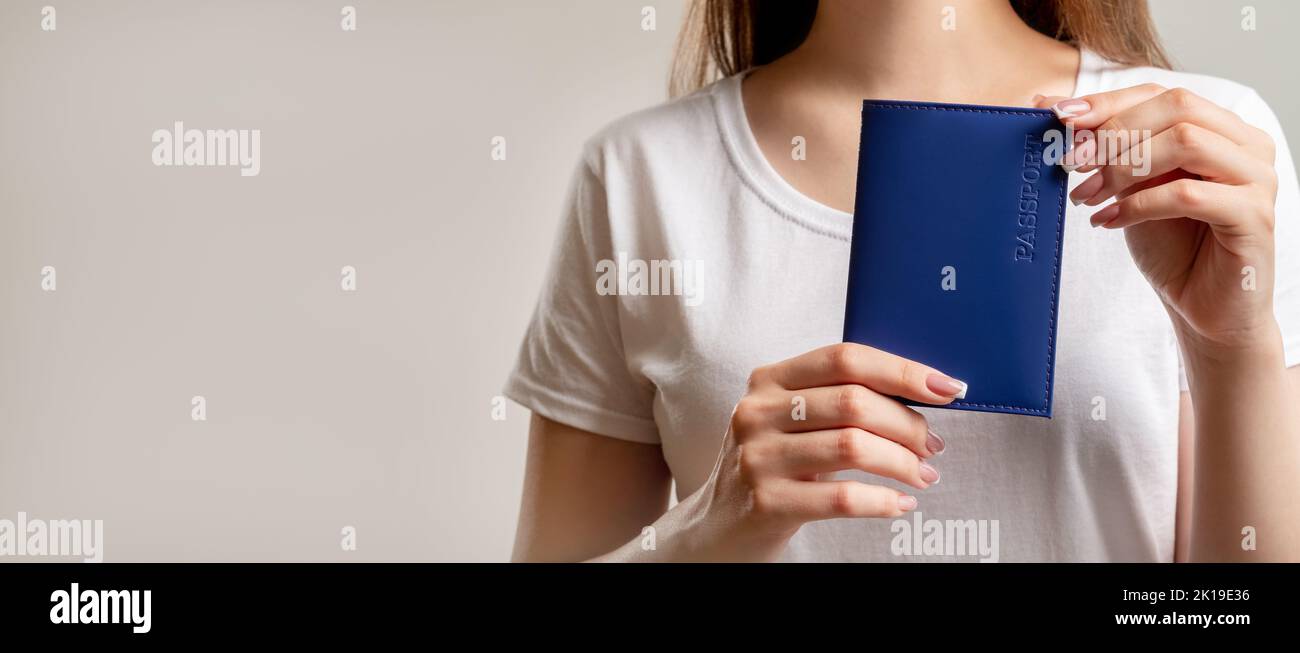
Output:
[[503, 157, 660, 443], [1234, 90, 1300, 370]]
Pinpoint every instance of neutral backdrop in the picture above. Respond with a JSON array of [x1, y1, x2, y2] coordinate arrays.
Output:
[[2, 0, 1297, 562]]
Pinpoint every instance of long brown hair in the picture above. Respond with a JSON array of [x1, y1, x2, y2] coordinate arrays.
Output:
[[669, 0, 1172, 97]]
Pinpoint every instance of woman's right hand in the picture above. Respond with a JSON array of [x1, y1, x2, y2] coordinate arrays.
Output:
[[681, 343, 967, 562]]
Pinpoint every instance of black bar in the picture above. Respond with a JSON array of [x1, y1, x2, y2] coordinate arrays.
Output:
[[0, 563, 1288, 641]]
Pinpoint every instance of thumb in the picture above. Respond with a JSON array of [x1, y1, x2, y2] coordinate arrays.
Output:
[[1033, 94, 1070, 110], [1033, 94, 1090, 171]]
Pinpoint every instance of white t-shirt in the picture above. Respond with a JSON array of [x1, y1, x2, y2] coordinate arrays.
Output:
[[504, 49, 1300, 562]]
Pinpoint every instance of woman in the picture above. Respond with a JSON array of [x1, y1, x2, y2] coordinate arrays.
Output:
[[505, 0, 1300, 562]]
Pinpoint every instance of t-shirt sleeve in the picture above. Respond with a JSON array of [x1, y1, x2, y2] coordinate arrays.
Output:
[[1176, 89, 1300, 390], [503, 156, 660, 444]]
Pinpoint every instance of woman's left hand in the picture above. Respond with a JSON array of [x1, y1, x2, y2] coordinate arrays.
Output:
[[1036, 85, 1280, 349]]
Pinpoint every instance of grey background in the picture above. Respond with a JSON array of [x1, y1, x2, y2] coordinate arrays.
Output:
[[1, 0, 1295, 561]]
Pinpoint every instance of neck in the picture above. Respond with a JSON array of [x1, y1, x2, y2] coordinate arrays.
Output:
[[786, 0, 1077, 103]]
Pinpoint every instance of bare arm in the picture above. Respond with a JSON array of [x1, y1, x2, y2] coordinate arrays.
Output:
[[1174, 351, 1300, 562], [1034, 85, 1300, 562], [1174, 391, 1194, 563], [512, 414, 671, 562], [511, 344, 961, 562], [1180, 334, 1300, 562]]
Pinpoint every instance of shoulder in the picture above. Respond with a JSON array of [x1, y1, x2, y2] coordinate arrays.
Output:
[[577, 78, 732, 179]]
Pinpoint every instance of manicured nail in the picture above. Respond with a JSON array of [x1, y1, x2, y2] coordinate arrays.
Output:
[[1090, 203, 1120, 228], [919, 462, 941, 485], [1052, 98, 1091, 120], [1062, 138, 1095, 172], [898, 495, 918, 511], [926, 429, 946, 456], [925, 373, 968, 399], [1070, 172, 1104, 206]]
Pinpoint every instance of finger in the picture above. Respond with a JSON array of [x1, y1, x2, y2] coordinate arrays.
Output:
[[1086, 178, 1267, 233], [1055, 86, 1272, 175], [1069, 124, 1270, 207], [751, 427, 938, 489], [760, 479, 917, 522], [1048, 83, 1168, 130], [1115, 169, 1198, 202], [1091, 87, 1271, 159], [1049, 85, 1168, 174], [762, 343, 967, 405], [1033, 94, 1069, 110], [1036, 94, 1101, 173], [777, 385, 940, 458]]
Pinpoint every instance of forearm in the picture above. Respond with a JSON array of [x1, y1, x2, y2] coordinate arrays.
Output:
[[1181, 321, 1300, 561], [590, 477, 786, 563], [589, 487, 710, 562]]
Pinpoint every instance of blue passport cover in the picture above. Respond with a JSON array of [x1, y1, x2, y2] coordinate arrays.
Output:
[[843, 100, 1068, 417]]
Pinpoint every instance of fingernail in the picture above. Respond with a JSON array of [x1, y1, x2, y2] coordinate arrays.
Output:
[[925, 373, 967, 399], [1090, 203, 1120, 228], [926, 429, 946, 456], [1070, 172, 1104, 206], [919, 462, 941, 485], [1062, 138, 1095, 172], [898, 495, 918, 511], [1052, 98, 1090, 120], [1031, 93, 1045, 104]]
